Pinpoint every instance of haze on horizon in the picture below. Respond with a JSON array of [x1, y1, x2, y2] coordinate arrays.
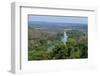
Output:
[[28, 15, 88, 24]]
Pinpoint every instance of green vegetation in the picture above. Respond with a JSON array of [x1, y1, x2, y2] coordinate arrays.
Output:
[[28, 28, 88, 60]]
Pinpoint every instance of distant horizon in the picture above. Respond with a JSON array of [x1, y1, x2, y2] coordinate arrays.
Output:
[[28, 15, 88, 25], [28, 20, 88, 25]]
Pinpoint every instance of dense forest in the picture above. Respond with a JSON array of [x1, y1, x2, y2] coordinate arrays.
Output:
[[28, 25, 88, 60]]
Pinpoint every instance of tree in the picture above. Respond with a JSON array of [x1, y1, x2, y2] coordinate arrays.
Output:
[[67, 38, 76, 47]]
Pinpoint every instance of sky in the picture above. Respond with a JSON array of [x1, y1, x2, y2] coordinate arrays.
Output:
[[28, 15, 88, 24]]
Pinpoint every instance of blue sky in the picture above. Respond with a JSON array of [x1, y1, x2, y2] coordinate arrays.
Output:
[[28, 15, 88, 24]]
